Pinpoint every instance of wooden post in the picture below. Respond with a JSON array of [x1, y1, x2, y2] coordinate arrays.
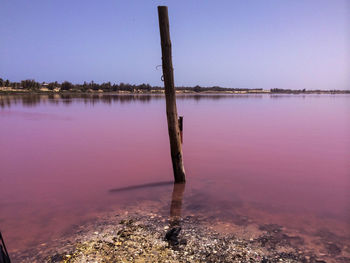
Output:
[[178, 116, 183, 144], [158, 6, 186, 183]]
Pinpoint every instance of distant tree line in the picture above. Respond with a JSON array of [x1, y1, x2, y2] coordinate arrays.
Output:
[[0, 78, 260, 92], [271, 88, 307, 93], [1, 78, 349, 93], [270, 88, 349, 94], [0, 78, 158, 92]]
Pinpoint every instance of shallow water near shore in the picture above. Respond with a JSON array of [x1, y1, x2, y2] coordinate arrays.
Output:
[[0, 94, 349, 262]]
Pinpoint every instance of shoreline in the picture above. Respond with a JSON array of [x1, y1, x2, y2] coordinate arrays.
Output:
[[8, 211, 326, 263], [1, 89, 350, 95], [10, 200, 350, 263]]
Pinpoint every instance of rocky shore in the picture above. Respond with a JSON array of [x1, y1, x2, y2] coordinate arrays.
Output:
[[11, 206, 349, 263]]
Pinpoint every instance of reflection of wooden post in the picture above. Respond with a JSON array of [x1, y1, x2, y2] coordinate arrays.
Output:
[[170, 183, 186, 226], [158, 6, 186, 183], [165, 183, 186, 245]]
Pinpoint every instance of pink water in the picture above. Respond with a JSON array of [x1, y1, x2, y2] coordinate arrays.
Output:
[[0, 94, 349, 256]]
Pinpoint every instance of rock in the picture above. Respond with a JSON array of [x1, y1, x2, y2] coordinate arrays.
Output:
[[48, 253, 65, 263], [325, 242, 342, 256], [165, 227, 182, 246]]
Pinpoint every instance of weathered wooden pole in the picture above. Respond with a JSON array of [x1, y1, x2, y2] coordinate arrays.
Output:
[[158, 6, 186, 183], [178, 116, 183, 144]]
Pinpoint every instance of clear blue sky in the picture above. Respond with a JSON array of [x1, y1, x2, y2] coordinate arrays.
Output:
[[1, 0, 349, 90]]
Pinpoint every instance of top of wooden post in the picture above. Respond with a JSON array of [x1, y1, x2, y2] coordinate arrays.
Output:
[[158, 6, 171, 47]]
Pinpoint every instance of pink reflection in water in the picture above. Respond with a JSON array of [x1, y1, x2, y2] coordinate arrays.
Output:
[[0, 94, 349, 254]]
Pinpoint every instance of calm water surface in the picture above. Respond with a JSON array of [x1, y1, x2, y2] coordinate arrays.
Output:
[[0, 94, 349, 256]]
